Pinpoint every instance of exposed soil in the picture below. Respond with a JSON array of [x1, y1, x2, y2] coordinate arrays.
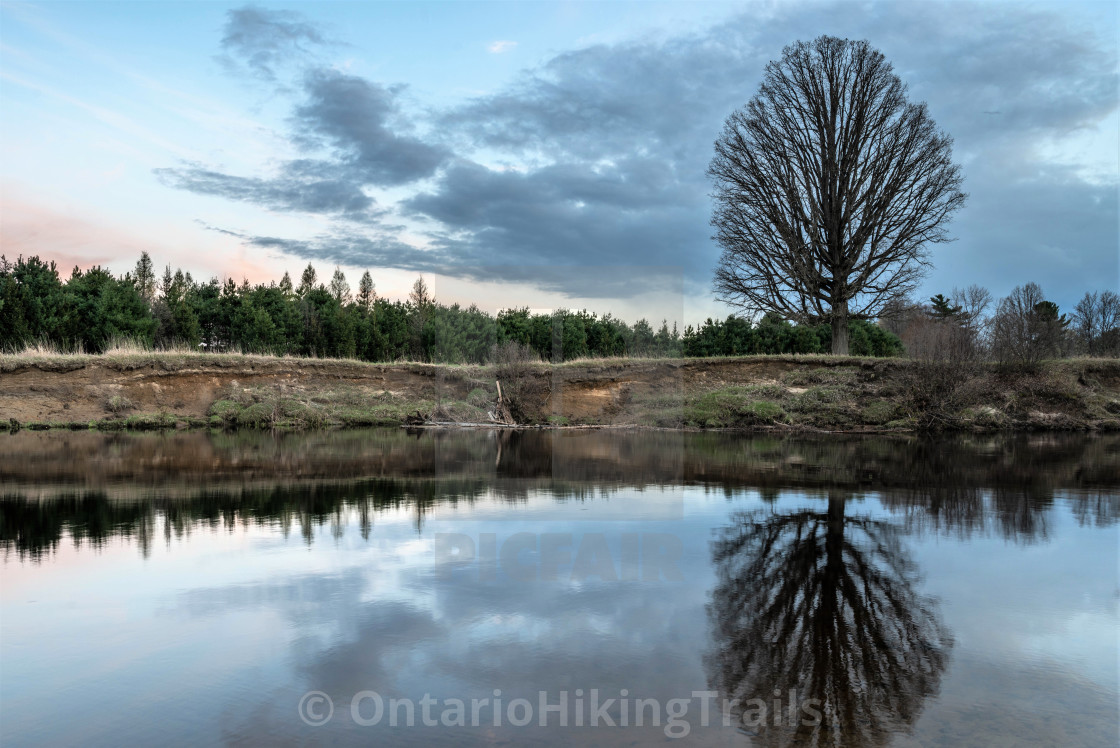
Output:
[[1, 354, 1118, 432]]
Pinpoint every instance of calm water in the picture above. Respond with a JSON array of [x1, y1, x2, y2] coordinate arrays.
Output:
[[1, 430, 1117, 747]]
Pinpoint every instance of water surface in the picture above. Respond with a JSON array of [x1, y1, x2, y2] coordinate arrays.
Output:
[[1, 430, 1117, 746]]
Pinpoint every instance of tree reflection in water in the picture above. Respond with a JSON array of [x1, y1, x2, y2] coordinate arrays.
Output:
[[706, 494, 951, 747]]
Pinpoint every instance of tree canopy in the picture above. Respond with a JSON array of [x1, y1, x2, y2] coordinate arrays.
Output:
[[709, 36, 966, 354]]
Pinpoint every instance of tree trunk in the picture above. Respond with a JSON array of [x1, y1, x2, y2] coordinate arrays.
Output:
[[831, 302, 849, 355]]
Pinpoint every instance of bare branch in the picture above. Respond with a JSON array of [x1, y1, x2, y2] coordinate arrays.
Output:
[[710, 36, 966, 354]]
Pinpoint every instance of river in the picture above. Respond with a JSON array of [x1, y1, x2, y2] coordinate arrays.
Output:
[[1, 429, 1116, 746]]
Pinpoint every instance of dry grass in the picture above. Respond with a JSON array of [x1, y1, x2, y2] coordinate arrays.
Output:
[[1, 345, 388, 374], [553, 352, 898, 368], [5, 342, 1119, 433]]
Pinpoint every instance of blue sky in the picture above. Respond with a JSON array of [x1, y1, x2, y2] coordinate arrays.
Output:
[[1, 0, 1116, 325]]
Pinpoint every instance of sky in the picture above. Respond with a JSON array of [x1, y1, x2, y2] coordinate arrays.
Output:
[[1, 0, 1116, 326]]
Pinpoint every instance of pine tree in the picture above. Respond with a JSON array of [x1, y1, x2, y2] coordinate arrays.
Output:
[[160, 265, 174, 300], [329, 267, 351, 304], [409, 275, 432, 308], [928, 294, 963, 321], [297, 264, 317, 297], [133, 252, 156, 306], [279, 271, 294, 297], [357, 270, 375, 311]]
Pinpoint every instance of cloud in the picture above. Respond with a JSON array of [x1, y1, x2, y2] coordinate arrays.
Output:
[[487, 40, 518, 54], [218, 4, 330, 81], [407, 1, 1117, 304], [170, 1, 1116, 308], [157, 66, 447, 220], [293, 67, 449, 186], [241, 224, 686, 298], [155, 162, 381, 221]]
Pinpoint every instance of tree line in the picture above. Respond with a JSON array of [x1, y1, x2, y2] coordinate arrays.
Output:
[[1, 253, 881, 362], [2, 253, 1112, 364], [880, 283, 1120, 366]]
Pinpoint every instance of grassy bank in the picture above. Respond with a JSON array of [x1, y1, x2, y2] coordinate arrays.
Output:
[[1, 351, 1118, 433], [633, 360, 1120, 431]]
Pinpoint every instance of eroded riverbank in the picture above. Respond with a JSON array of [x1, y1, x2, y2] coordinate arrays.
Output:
[[2, 353, 1119, 432]]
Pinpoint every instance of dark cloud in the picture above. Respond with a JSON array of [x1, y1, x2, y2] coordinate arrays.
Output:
[[156, 163, 381, 221], [155, 66, 445, 220], [403, 1, 1117, 305], [243, 229, 686, 298], [178, 2, 1116, 307], [293, 68, 449, 186], [157, 67, 448, 223], [218, 5, 330, 81]]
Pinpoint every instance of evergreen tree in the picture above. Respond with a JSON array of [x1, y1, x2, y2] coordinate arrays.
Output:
[[357, 270, 375, 311], [133, 252, 157, 306], [160, 265, 174, 300], [297, 264, 318, 297], [928, 294, 963, 321], [329, 267, 351, 304], [409, 275, 432, 308]]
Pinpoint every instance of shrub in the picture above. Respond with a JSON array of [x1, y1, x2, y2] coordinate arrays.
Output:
[[685, 388, 787, 427], [861, 400, 898, 425], [901, 316, 983, 430], [103, 394, 136, 414], [491, 340, 544, 423]]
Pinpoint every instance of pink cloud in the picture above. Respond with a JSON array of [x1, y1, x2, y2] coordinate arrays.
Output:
[[0, 192, 281, 285]]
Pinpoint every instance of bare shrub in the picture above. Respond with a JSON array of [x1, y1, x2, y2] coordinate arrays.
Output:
[[990, 283, 1067, 370], [902, 316, 981, 429], [950, 284, 993, 354], [878, 298, 926, 339], [490, 341, 544, 423]]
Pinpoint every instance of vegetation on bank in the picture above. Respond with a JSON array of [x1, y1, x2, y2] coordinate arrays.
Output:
[[3, 253, 1119, 434], [642, 361, 1120, 432], [2, 350, 1118, 434], [3, 254, 1117, 370], [1, 253, 903, 362]]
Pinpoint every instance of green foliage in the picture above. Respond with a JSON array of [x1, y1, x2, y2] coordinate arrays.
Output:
[[123, 413, 177, 430], [928, 293, 963, 320], [0, 257, 157, 352], [1, 253, 900, 362], [860, 400, 899, 425], [685, 387, 788, 427], [680, 313, 900, 358]]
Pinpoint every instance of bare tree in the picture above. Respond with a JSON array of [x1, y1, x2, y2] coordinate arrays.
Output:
[[1102, 291, 1120, 355], [950, 284, 992, 346], [709, 36, 966, 354], [408, 275, 432, 308], [1072, 290, 1120, 356], [877, 296, 925, 339], [706, 495, 951, 747], [989, 282, 1069, 367]]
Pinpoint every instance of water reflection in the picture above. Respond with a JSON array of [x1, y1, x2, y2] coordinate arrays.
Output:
[[706, 494, 952, 747], [2, 430, 1115, 560], [1, 430, 1116, 747]]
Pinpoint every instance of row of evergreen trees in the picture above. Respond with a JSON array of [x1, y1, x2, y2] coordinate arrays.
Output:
[[0, 253, 902, 362]]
